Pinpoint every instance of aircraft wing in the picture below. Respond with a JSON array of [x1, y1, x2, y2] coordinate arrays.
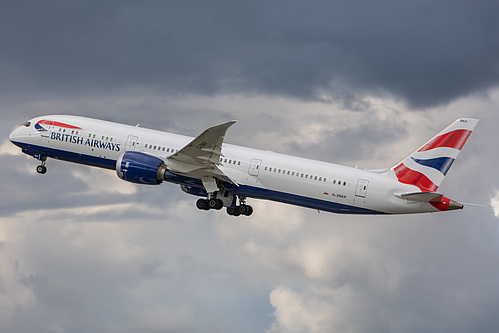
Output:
[[166, 121, 238, 187]]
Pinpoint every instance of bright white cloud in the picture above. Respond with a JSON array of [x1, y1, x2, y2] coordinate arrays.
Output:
[[491, 190, 499, 217], [0, 139, 22, 156], [71, 168, 137, 195], [268, 286, 335, 333]]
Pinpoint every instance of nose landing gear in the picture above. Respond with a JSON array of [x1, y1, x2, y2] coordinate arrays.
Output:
[[36, 155, 47, 174], [36, 164, 47, 174]]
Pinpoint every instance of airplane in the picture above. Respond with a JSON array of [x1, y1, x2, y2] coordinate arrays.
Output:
[[9, 115, 478, 216]]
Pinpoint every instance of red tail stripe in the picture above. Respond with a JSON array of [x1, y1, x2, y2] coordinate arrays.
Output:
[[394, 164, 438, 192], [418, 129, 471, 152]]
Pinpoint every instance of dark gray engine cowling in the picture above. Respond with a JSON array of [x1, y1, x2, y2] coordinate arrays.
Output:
[[180, 185, 208, 197], [116, 151, 168, 185]]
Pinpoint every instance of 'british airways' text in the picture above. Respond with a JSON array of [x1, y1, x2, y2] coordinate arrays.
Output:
[[51, 132, 121, 151]]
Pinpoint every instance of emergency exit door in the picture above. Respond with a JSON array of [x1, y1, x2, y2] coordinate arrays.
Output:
[[248, 159, 262, 176], [355, 179, 369, 198]]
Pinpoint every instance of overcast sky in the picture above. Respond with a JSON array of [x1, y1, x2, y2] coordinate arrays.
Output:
[[1, 1, 499, 332]]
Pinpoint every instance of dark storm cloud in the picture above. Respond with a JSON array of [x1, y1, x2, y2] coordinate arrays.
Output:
[[2, 1, 499, 108]]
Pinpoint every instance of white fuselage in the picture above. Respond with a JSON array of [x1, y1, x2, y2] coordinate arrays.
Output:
[[9, 115, 447, 215]]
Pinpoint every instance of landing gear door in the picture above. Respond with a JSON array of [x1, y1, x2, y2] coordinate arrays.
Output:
[[248, 158, 262, 176], [125, 135, 138, 151], [355, 179, 369, 198]]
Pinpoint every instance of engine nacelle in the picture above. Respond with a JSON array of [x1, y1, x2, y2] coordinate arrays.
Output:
[[116, 151, 168, 185]]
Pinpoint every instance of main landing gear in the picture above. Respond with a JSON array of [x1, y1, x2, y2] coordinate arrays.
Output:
[[196, 198, 224, 211], [226, 204, 253, 217], [196, 196, 253, 216]]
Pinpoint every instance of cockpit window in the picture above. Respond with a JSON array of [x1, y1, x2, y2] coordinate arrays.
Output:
[[23, 121, 31, 127]]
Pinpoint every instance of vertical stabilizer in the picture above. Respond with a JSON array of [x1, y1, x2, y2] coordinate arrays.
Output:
[[389, 118, 479, 192]]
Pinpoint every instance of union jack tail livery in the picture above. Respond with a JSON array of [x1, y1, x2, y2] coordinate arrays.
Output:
[[390, 118, 479, 192]]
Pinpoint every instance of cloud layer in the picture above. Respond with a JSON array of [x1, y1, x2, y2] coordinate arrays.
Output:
[[1, 1, 499, 332], [2, 1, 499, 108]]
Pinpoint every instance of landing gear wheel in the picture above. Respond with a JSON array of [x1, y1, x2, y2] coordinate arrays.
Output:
[[215, 199, 224, 210], [227, 206, 239, 216], [238, 204, 248, 215], [196, 198, 209, 210], [208, 198, 219, 210], [198, 198, 225, 211], [36, 165, 47, 174], [245, 205, 253, 216]]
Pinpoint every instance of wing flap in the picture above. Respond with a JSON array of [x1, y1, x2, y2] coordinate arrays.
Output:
[[166, 120, 237, 185]]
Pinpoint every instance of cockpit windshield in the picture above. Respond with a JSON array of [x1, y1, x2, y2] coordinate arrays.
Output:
[[22, 121, 31, 127]]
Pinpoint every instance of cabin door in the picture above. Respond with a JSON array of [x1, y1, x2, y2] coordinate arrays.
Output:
[[355, 179, 369, 198], [125, 135, 138, 151], [248, 158, 262, 176]]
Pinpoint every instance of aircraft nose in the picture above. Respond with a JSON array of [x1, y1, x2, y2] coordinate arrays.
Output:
[[9, 129, 16, 141]]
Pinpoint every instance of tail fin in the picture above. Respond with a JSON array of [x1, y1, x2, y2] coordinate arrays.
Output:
[[389, 118, 479, 192]]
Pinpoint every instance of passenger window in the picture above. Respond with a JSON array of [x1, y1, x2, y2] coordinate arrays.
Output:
[[224, 159, 227, 163], [238, 161, 241, 165], [278, 169, 281, 173], [343, 182, 346, 186], [110, 137, 112, 141], [315, 176, 317, 180], [319, 177, 322, 181]]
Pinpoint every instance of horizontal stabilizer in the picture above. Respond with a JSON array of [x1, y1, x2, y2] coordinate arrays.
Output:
[[395, 192, 463, 211], [396, 192, 444, 203]]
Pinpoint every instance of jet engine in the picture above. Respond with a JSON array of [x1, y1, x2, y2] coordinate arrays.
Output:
[[116, 151, 168, 185]]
